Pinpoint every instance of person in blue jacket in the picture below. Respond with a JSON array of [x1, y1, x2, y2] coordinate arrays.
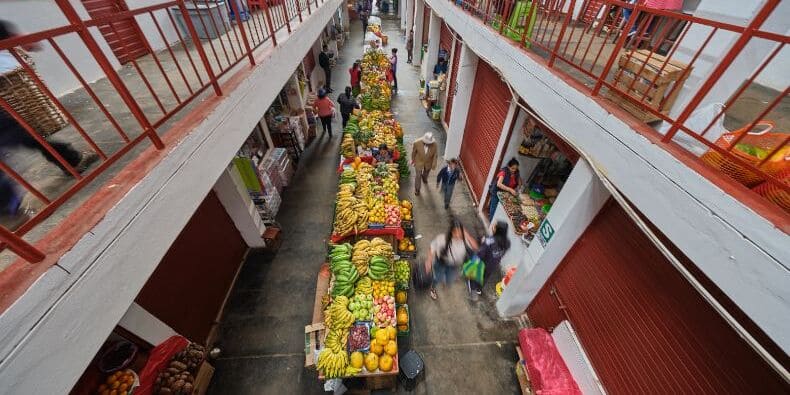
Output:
[[436, 158, 462, 209]]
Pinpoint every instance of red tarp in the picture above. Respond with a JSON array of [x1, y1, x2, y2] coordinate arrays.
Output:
[[330, 226, 404, 243], [518, 328, 582, 395]]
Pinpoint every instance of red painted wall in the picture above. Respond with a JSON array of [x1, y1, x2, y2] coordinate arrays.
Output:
[[136, 191, 247, 344], [528, 201, 789, 394]]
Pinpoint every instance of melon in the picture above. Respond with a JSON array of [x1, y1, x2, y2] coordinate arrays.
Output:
[[350, 351, 364, 369], [375, 328, 389, 346], [385, 340, 397, 356], [379, 354, 393, 372], [370, 341, 384, 356], [364, 353, 379, 371], [385, 326, 397, 340]]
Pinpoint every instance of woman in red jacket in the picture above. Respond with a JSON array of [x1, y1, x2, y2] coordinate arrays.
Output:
[[313, 89, 336, 138], [349, 60, 362, 96]]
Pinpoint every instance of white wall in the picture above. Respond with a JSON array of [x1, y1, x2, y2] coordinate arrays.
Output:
[[118, 302, 178, 346], [404, 0, 415, 33], [413, 0, 425, 61], [443, 42, 478, 160], [422, 11, 441, 84], [498, 160, 610, 316], [129, 0, 181, 52], [425, 0, 790, 355], [0, 0, 121, 96], [213, 165, 267, 248]]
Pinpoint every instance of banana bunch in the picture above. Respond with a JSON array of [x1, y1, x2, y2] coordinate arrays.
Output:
[[330, 247, 359, 298], [354, 276, 373, 296], [326, 295, 355, 330], [369, 256, 393, 280], [368, 237, 394, 261], [317, 330, 349, 378], [341, 134, 356, 157], [352, 239, 371, 275], [334, 186, 369, 236]]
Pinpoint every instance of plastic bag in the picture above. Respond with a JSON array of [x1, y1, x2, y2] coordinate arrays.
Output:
[[136, 336, 190, 395], [667, 103, 728, 157]]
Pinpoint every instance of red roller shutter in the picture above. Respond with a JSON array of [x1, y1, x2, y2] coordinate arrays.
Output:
[[459, 61, 510, 201], [580, 0, 604, 23], [439, 23, 452, 54], [443, 39, 462, 125], [528, 201, 788, 394], [303, 50, 316, 74], [422, 6, 431, 46], [82, 0, 149, 64]]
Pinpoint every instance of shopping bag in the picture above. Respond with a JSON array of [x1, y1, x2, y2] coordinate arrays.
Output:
[[462, 255, 485, 284], [412, 260, 433, 291]]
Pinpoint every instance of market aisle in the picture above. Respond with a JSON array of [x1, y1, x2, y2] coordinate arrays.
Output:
[[209, 14, 518, 395]]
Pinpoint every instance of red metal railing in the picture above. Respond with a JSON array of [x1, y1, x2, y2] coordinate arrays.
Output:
[[0, 0, 329, 263], [452, 0, 789, 220]]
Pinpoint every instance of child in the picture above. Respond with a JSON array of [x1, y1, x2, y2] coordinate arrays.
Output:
[[436, 158, 462, 209]]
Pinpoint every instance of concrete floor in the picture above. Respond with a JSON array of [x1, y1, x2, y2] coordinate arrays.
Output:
[[208, 14, 520, 395]]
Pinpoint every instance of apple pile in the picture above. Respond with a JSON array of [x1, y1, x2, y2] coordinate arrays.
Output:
[[373, 296, 396, 327], [384, 204, 400, 226]]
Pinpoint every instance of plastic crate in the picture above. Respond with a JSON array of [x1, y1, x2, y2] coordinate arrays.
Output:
[[396, 304, 410, 337]]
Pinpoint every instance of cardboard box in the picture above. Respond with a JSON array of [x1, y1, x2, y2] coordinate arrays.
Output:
[[304, 322, 326, 368]]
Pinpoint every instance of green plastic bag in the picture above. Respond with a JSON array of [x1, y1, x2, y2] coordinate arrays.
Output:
[[462, 255, 485, 284]]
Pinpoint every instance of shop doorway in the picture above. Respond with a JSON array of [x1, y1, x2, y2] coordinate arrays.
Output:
[[526, 200, 789, 394], [135, 191, 248, 344]]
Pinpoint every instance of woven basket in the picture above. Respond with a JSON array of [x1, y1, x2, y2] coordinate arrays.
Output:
[[752, 168, 790, 213], [700, 121, 786, 187], [0, 56, 67, 136]]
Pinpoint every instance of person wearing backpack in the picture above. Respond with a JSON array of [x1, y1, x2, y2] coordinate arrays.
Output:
[[337, 86, 359, 128], [468, 220, 511, 296], [488, 158, 521, 220], [424, 218, 478, 300]]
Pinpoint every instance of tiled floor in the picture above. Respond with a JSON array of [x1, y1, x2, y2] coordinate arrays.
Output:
[[208, 13, 519, 395]]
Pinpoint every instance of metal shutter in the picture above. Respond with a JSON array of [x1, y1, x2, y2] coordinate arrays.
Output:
[[443, 39, 462, 125], [527, 201, 788, 394], [459, 61, 510, 201], [580, 0, 605, 23], [304, 50, 316, 74], [439, 23, 452, 54], [82, 0, 149, 64]]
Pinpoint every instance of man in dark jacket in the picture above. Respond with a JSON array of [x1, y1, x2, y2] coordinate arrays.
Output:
[[318, 45, 332, 92], [337, 86, 359, 128], [436, 158, 462, 209]]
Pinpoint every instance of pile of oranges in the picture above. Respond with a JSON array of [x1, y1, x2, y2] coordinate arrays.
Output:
[[97, 369, 135, 395]]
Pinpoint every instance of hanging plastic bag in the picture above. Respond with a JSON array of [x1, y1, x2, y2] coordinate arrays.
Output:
[[668, 102, 728, 157]]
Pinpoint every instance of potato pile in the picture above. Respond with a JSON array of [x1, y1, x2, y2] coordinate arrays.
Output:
[[153, 344, 206, 395]]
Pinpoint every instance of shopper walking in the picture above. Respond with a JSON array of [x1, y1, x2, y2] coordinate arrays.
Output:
[[425, 218, 478, 300], [337, 86, 359, 129], [318, 45, 332, 92], [313, 89, 335, 137], [410, 132, 437, 196], [389, 48, 398, 92], [405, 30, 414, 64], [349, 60, 362, 97], [436, 158, 462, 209], [468, 220, 511, 297], [488, 158, 521, 220]]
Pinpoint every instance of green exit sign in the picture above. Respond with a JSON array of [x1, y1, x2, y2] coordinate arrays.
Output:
[[537, 219, 554, 247]]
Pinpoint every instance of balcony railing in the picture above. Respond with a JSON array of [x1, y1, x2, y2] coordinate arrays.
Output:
[[451, 0, 789, 224], [0, 0, 330, 265]]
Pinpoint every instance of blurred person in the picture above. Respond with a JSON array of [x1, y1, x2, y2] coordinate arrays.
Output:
[[425, 218, 478, 300], [468, 220, 511, 296]]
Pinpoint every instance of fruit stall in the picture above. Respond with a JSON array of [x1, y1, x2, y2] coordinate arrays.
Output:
[[305, 45, 417, 391]]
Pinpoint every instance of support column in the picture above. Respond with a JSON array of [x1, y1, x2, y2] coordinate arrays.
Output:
[[422, 11, 441, 84], [413, 0, 425, 62], [496, 160, 610, 317], [404, 0, 415, 34], [213, 166, 268, 248], [443, 43, 478, 160]]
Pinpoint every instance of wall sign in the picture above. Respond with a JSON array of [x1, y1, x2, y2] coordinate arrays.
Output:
[[537, 219, 554, 247]]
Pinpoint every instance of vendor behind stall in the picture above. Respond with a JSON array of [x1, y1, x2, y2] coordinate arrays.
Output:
[[373, 144, 393, 164], [433, 57, 448, 78], [488, 158, 521, 220]]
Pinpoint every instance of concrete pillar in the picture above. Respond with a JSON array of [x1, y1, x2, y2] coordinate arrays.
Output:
[[413, 0, 425, 61], [213, 166, 268, 248], [422, 11, 441, 84], [404, 0, 415, 34], [496, 160, 610, 317], [118, 303, 178, 346], [443, 43, 478, 160]]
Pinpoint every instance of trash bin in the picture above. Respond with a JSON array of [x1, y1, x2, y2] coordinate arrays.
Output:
[[398, 350, 425, 391], [170, 1, 229, 40]]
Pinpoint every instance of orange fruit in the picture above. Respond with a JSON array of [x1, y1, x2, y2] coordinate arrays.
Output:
[[119, 383, 128, 392]]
